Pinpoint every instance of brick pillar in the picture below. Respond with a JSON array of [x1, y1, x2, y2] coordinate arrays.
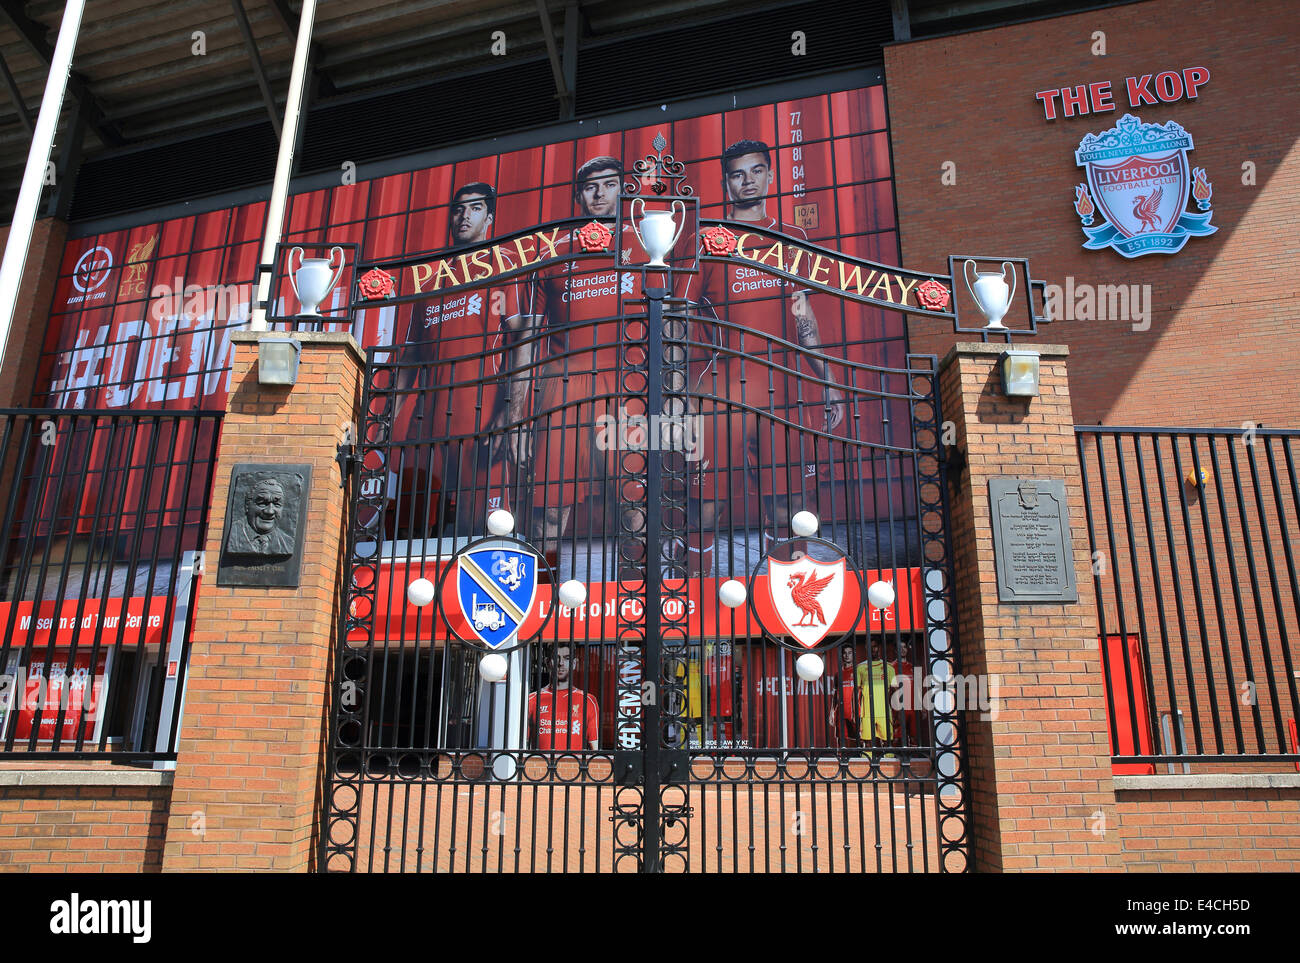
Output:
[[162, 332, 362, 872], [939, 343, 1121, 871], [0, 217, 69, 406]]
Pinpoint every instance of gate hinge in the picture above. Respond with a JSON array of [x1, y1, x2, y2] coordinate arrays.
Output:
[[336, 441, 356, 487], [614, 751, 642, 785], [661, 749, 688, 785]]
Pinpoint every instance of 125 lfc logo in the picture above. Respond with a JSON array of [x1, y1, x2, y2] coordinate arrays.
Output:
[[1072, 113, 1216, 258]]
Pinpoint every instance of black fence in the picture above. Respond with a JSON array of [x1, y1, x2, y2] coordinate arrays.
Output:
[[0, 409, 222, 761], [1076, 426, 1300, 770]]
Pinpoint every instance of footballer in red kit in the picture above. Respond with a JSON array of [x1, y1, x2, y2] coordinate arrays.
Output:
[[495, 156, 630, 550], [501, 155, 694, 552], [528, 643, 600, 751], [395, 183, 524, 528], [687, 138, 848, 546]]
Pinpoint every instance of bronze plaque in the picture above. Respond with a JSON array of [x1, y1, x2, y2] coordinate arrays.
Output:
[[217, 464, 312, 587], [989, 477, 1078, 603]]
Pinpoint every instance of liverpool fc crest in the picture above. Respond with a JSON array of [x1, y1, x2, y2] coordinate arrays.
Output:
[[766, 557, 846, 648], [1072, 114, 1216, 258]]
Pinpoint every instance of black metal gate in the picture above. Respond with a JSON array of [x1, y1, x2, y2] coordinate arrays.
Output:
[[322, 157, 968, 872]]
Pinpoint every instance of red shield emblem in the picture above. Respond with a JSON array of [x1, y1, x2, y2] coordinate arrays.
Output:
[[765, 557, 846, 648], [1086, 150, 1187, 239]]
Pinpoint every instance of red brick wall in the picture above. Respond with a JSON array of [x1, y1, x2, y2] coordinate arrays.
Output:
[[0, 782, 170, 872], [0, 217, 68, 407], [1117, 787, 1300, 871], [161, 335, 361, 872], [939, 344, 1122, 870], [887, 0, 1300, 428]]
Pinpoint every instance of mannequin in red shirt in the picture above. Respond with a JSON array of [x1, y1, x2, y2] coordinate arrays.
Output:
[[527, 642, 600, 751]]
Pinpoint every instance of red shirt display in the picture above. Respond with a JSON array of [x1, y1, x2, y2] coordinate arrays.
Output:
[[527, 685, 600, 751]]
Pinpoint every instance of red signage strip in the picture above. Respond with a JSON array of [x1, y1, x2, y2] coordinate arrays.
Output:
[[352, 564, 924, 644], [0, 597, 170, 650]]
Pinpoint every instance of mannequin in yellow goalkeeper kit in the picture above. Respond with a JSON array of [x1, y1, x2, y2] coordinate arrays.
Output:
[[855, 643, 905, 743]]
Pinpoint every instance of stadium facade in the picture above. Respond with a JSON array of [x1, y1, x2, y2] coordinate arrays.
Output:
[[0, 0, 1296, 873]]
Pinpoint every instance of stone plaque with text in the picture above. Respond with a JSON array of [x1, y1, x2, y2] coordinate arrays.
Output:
[[989, 477, 1078, 603]]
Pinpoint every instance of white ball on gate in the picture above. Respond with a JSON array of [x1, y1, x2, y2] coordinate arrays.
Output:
[[558, 579, 587, 609], [407, 577, 434, 608], [487, 509, 515, 536], [479, 653, 508, 682], [867, 579, 896, 610], [718, 579, 747, 609], [790, 510, 819, 538], [795, 652, 824, 682]]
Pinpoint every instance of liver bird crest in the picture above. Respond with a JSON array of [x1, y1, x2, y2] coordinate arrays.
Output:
[[1132, 187, 1163, 233], [786, 570, 835, 626]]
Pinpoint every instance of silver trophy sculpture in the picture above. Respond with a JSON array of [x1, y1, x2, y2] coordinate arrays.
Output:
[[288, 245, 345, 317], [631, 198, 686, 267], [963, 259, 1016, 330]]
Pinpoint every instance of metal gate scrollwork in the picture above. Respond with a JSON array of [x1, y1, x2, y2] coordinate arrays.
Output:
[[323, 138, 970, 873]]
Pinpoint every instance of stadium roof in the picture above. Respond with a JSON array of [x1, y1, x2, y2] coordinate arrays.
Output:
[[0, 0, 1128, 223]]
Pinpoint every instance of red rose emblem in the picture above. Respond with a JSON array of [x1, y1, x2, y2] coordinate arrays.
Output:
[[700, 226, 738, 257], [916, 279, 951, 312], [358, 268, 395, 301], [576, 221, 613, 253]]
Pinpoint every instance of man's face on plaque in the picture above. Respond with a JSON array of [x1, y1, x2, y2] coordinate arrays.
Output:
[[246, 481, 285, 534]]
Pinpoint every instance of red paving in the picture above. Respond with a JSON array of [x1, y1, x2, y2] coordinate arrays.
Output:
[[333, 756, 949, 872]]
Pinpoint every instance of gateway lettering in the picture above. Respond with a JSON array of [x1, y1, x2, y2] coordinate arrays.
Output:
[[731, 234, 922, 309]]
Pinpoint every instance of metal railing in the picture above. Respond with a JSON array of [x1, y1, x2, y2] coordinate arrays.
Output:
[[1076, 426, 1300, 770], [0, 409, 221, 761]]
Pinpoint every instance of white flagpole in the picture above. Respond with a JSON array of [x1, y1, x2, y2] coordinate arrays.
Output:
[[250, 0, 319, 331], [0, 0, 87, 377]]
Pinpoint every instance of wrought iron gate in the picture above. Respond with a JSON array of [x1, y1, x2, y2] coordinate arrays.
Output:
[[322, 157, 968, 873]]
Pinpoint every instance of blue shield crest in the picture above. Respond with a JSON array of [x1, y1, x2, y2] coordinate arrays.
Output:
[[1073, 114, 1216, 258], [455, 546, 539, 649]]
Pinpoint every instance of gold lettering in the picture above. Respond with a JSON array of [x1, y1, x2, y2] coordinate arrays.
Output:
[[535, 228, 563, 260], [757, 242, 784, 269], [513, 235, 540, 267], [837, 262, 873, 296], [433, 259, 459, 290], [411, 262, 435, 295], [808, 254, 832, 286], [735, 234, 758, 259], [867, 272, 895, 303], [456, 253, 473, 283], [894, 275, 919, 306], [468, 248, 493, 281], [492, 244, 510, 275], [785, 246, 806, 278]]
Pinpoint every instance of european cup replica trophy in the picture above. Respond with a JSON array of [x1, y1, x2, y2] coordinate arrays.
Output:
[[963, 258, 1016, 331], [288, 245, 345, 316], [631, 198, 686, 268]]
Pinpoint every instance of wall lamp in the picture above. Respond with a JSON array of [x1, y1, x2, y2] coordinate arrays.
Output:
[[1000, 349, 1040, 398], [258, 336, 301, 385]]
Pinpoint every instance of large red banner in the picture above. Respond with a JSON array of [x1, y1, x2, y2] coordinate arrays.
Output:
[[351, 561, 923, 644], [40, 86, 905, 542]]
